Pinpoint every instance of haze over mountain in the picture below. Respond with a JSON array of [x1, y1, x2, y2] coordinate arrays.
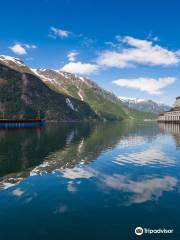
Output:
[[0, 55, 155, 121]]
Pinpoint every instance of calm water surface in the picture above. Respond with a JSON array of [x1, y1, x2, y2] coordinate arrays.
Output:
[[0, 122, 180, 239]]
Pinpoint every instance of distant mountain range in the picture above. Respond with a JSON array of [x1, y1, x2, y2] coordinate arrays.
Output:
[[0, 55, 155, 121], [119, 97, 171, 114]]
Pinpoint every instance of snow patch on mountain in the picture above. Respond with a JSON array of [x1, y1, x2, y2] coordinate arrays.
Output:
[[0, 55, 26, 67], [66, 98, 77, 111], [120, 97, 146, 103], [79, 76, 85, 82], [119, 96, 171, 114], [119, 96, 169, 106], [32, 69, 64, 87], [31, 68, 53, 82], [78, 90, 84, 101]]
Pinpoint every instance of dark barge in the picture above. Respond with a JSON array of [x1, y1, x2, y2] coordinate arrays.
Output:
[[0, 119, 45, 128]]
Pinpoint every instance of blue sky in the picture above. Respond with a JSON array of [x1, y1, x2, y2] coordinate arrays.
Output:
[[0, 0, 180, 105]]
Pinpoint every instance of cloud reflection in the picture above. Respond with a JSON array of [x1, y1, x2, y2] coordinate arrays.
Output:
[[62, 167, 94, 180], [12, 188, 24, 197], [60, 165, 178, 205], [113, 148, 176, 166], [117, 136, 146, 148], [100, 174, 177, 204], [67, 181, 78, 192], [54, 204, 68, 214]]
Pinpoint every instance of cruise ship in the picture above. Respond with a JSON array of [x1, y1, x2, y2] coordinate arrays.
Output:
[[158, 97, 180, 123]]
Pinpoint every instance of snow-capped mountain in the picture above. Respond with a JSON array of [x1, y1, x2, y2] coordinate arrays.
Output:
[[31, 68, 130, 120], [119, 97, 171, 114], [0, 54, 155, 121], [31, 69, 156, 120], [0, 55, 32, 73]]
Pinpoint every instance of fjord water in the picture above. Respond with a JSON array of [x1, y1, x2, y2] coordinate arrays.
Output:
[[0, 122, 180, 239]]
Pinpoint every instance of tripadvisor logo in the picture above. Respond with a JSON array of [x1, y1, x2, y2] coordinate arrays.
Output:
[[135, 227, 143, 236], [135, 226, 174, 236]]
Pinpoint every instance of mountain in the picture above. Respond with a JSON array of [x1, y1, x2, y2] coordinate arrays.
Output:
[[119, 97, 171, 114], [31, 69, 155, 121], [0, 55, 97, 121], [31, 69, 129, 121], [0, 55, 155, 121]]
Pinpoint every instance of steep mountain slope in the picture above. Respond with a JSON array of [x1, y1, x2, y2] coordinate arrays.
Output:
[[0, 56, 97, 121], [32, 69, 132, 121], [0, 55, 156, 121], [119, 97, 170, 114]]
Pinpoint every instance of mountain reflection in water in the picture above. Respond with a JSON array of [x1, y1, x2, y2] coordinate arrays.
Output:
[[0, 122, 159, 187]]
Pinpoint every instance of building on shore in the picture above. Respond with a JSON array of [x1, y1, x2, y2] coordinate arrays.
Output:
[[158, 97, 180, 123]]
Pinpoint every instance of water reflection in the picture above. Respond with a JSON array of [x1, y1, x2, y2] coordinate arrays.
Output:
[[0, 123, 159, 182], [0, 122, 180, 240], [99, 174, 178, 205], [0, 122, 180, 206], [113, 148, 176, 166], [60, 165, 178, 205], [159, 123, 180, 147]]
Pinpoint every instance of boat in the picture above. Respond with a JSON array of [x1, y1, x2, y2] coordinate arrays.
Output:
[[0, 119, 45, 128]]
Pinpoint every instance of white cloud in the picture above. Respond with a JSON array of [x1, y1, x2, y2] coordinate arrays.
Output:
[[121, 36, 152, 48], [98, 51, 131, 68], [50, 26, 71, 39], [61, 61, 99, 75], [67, 51, 78, 62], [24, 44, 37, 49], [9, 43, 27, 55], [9, 43, 37, 55], [175, 50, 180, 56], [97, 36, 180, 68], [112, 77, 176, 95]]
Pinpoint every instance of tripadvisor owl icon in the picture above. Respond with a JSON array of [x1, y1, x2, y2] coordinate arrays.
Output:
[[135, 227, 144, 236]]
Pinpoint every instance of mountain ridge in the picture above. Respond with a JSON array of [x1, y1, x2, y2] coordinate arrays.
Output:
[[32, 68, 155, 121], [0, 56, 98, 121], [31, 68, 130, 121], [0, 55, 156, 121]]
